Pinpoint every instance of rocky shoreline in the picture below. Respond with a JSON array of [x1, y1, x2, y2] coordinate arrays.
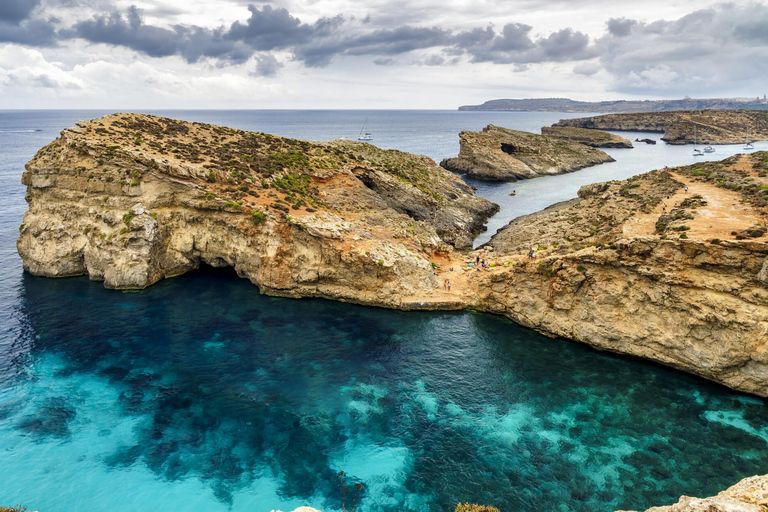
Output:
[[553, 110, 768, 145], [17, 114, 768, 397]]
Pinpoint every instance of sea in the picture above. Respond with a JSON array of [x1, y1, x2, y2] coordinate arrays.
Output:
[[1, 110, 767, 512]]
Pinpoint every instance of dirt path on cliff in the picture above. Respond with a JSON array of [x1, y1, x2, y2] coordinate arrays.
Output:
[[622, 160, 766, 240]]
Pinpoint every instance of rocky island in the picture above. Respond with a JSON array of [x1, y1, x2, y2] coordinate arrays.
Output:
[[439, 124, 615, 181], [553, 110, 768, 145], [17, 114, 768, 398]]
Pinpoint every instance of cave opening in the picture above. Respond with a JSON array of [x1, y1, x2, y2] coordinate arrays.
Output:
[[500, 143, 517, 155]]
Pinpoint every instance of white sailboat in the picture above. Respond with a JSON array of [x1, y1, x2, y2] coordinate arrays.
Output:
[[358, 119, 373, 141], [693, 126, 704, 156], [744, 122, 754, 150]]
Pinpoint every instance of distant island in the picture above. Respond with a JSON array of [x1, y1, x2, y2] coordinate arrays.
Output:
[[459, 97, 768, 113]]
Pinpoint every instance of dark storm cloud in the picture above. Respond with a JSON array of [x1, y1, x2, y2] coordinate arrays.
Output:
[[0, 18, 57, 46], [226, 5, 313, 49], [54, 3, 604, 71], [71, 6, 187, 58], [0, 0, 41, 23], [455, 23, 594, 64], [0, 0, 57, 45]]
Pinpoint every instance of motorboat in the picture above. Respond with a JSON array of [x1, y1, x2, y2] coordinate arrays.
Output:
[[703, 146, 715, 153]]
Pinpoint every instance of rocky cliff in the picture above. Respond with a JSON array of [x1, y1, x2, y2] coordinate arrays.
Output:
[[439, 124, 614, 181], [541, 126, 633, 148], [553, 110, 768, 145], [17, 113, 497, 303], [617, 474, 768, 512], [477, 156, 768, 396], [17, 115, 768, 398]]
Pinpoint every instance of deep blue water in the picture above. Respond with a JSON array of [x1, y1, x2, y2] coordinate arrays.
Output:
[[2, 110, 768, 511]]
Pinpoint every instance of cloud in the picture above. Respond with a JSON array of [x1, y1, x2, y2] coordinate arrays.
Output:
[[59, 3, 602, 69], [573, 62, 600, 76], [0, 44, 83, 89], [0, 0, 41, 23], [596, 3, 768, 95], [453, 23, 595, 64], [250, 53, 282, 76], [0, 18, 58, 46]]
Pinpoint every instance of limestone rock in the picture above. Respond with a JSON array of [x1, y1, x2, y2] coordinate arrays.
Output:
[[17, 113, 497, 301], [541, 126, 633, 148], [617, 474, 768, 512], [439, 124, 614, 182]]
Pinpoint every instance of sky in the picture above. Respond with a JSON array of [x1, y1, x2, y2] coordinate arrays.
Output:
[[0, 0, 767, 109]]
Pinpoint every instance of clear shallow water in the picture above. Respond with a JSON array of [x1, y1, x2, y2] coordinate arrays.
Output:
[[2, 110, 768, 511]]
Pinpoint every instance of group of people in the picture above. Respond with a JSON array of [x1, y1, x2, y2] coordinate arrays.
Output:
[[442, 279, 451, 291]]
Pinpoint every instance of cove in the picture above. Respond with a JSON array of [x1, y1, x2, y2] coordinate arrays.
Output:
[[2, 266, 768, 511]]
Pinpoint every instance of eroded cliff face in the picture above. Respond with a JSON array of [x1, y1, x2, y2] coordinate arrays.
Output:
[[541, 126, 633, 148], [439, 124, 614, 181], [16, 114, 768, 398], [17, 113, 497, 306], [553, 110, 768, 145]]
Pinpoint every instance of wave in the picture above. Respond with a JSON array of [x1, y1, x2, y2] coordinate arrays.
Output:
[[0, 129, 42, 133]]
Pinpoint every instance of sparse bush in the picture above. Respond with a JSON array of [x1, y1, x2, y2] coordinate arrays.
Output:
[[536, 260, 558, 277], [252, 211, 266, 225]]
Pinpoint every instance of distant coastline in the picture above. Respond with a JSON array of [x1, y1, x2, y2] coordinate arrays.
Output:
[[459, 97, 768, 113]]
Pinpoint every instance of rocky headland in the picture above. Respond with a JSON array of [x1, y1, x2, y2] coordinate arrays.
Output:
[[17, 113, 498, 304], [439, 124, 614, 181], [553, 110, 768, 145], [540, 125, 633, 148], [17, 115, 768, 398]]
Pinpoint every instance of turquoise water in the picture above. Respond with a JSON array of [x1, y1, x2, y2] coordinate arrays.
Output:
[[2, 110, 768, 511]]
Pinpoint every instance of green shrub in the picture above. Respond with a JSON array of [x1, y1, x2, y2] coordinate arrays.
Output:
[[576, 265, 587, 273], [252, 211, 266, 225], [122, 212, 134, 226], [536, 260, 558, 277], [205, 171, 216, 183]]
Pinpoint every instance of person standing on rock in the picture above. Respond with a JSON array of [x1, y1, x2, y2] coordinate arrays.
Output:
[[447, 280, 451, 292]]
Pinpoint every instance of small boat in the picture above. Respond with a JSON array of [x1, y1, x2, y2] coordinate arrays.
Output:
[[703, 146, 715, 153], [358, 119, 373, 141], [743, 122, 754, 150], [693, 126, 704, 156], [471, 186, 478, 191]]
